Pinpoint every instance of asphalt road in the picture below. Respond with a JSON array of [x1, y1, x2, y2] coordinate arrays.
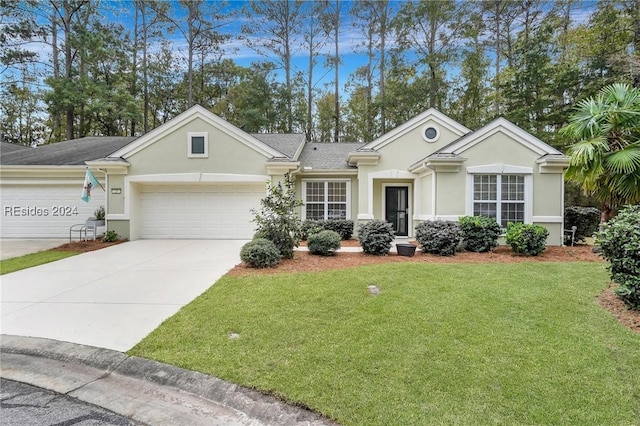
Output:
[[0, 378, 145, 426]]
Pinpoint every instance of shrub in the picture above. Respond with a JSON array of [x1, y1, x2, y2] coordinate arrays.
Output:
[[240, 238, 281, 268], [301, 219, 354, 240], [251, 173, 302, 259], [505, 222, 549, 256], [301, 220, 323, 240], [415, 220, 461, 256], [102, 230, 118, 242], [308, 230, 341, 256], [596, 205, 640, 310], [323, 219, 354, 240], [564, 206, 600, 244], [357, 220, 395, 255], [458, 216, 502, 252]]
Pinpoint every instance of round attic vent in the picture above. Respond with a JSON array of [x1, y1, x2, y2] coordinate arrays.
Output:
[[422, 125, 439, 143]]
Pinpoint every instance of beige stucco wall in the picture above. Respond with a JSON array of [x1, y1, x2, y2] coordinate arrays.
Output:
[[124, 118, 269, 176]]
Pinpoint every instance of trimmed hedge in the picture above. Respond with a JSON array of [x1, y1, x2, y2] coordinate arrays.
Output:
[[415, 220, 461, 256], [458, 216, 502, 252], [240, 238, 281, 268], [596, 205, 640, 310], [357, 220, 395, 255], [505, 223, 548, 256], [308, 230, 341, 256], [564, 206, 600, 244], [301, 219, 354, 240]]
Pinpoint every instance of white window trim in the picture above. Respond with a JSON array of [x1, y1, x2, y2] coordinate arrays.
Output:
[[422, 124, 439, 143], [466, 166, 533, 225], [302, 179, 351, 220], [188, 132, 208, 158]]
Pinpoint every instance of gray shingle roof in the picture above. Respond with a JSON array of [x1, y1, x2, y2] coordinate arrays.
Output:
[[0, 137, 136, 166], [299, 142, 364, 170], [252, 133, 305, 159], [1, 142, 30, 154]]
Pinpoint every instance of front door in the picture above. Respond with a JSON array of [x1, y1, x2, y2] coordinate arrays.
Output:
[[385, 186, 409, 236]]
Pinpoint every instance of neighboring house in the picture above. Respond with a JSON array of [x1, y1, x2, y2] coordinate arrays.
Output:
[[0, 105, 570, 244]]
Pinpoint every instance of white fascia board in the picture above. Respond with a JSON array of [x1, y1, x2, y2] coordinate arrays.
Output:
[[111, 105, 283, 160], [126, 173, 270, 184], [446, 117, 562, 157], [466, 164, 533, 174], [361, 108, 471, 151], [295, 169, 358, 176], [0, 165, 86, 173]]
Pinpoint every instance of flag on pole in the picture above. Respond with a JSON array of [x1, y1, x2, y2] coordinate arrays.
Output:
[[81, 168, 101, 202]]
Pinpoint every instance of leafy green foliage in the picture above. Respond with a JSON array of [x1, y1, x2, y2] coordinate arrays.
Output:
[[415, 220, 461, 256], [301, 219, 354, 240], [307, 230, 341, 256], [102, 230, 119, 242], [458, 216, 502, 252], [562, 83, 640, 219], [505, 223, 549, 256], [240, 238, 280, 268], [564, 206, 600, 244], [596, 205, 640, 310], [357, 220, 395, 256], [93, 205, 105, 220], [251, 174, 302, 260]]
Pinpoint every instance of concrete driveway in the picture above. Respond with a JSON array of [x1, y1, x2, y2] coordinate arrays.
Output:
[[1, 240, 247, 352]]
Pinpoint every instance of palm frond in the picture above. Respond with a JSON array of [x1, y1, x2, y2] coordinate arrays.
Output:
[[603, 146, 640, 174]]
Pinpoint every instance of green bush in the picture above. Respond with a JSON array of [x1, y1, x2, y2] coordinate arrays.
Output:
[[458, 216, 502, 252], [323, 220, 354, 240], [564, 206, 600, 244], [102, 230, 118, 242], [357, 220, 395, 256], [307, 230, 341, 256], [596, 205, 640, 310], [301, 219, 354, 240], [415, 220, 461, 256], [505, 223, 549, 256], [301, 220, 323, 240], [251, 174, 302, 259], [240, 238, 281, 268]]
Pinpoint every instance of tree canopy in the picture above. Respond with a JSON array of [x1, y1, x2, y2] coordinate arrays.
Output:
[[1, 0, 639, 148]]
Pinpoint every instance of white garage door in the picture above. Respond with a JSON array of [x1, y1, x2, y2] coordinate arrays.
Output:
[[139, 184, 265, 239], [1, 184, 105, 238]]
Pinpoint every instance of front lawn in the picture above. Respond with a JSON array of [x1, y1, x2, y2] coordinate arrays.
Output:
[[0, 250, 80, 275], [130, 262, 640, 425]]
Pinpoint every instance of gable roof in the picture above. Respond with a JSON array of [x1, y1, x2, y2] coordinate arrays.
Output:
[[359, 108, 471, 151], [252, 133, 305, 160], [299, 142, 364, 170], [110, 104, 285, 160], [432, 117, 564, 157], [0, 136, 136, 166]]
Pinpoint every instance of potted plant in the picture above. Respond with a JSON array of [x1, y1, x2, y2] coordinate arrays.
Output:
[[92, 205, 106, 227]]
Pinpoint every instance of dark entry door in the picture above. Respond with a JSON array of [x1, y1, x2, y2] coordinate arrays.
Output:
[[385, 186, 409, 236]]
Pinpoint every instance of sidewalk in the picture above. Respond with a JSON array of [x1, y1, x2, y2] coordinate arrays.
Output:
[[0, 335, 337, 426]]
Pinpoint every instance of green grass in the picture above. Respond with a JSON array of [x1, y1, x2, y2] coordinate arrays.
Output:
[[130, 262, 640, 425], [0, 250, 80, 275]]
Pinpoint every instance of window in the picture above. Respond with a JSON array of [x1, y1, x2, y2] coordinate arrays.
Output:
[[422, 125, 439, 142], [188, 132, 208, 158], [303, 180, 349, 220], [473, 174, 525, 227]]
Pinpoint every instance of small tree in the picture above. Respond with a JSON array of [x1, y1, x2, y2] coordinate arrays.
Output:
[[251, 173, 303, 259]]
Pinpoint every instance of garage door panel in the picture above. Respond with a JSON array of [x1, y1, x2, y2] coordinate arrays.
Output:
[[139, 184, 263, 239], [1, 185, 105, 238]]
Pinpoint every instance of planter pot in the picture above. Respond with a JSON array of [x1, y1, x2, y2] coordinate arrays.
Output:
[[396, 243, 416, 257]]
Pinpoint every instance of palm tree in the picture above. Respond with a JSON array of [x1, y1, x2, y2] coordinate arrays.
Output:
[[561, 83, 640, 222]]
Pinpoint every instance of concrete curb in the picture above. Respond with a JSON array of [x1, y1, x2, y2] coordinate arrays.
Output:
[[0, 335, 338, 426]]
